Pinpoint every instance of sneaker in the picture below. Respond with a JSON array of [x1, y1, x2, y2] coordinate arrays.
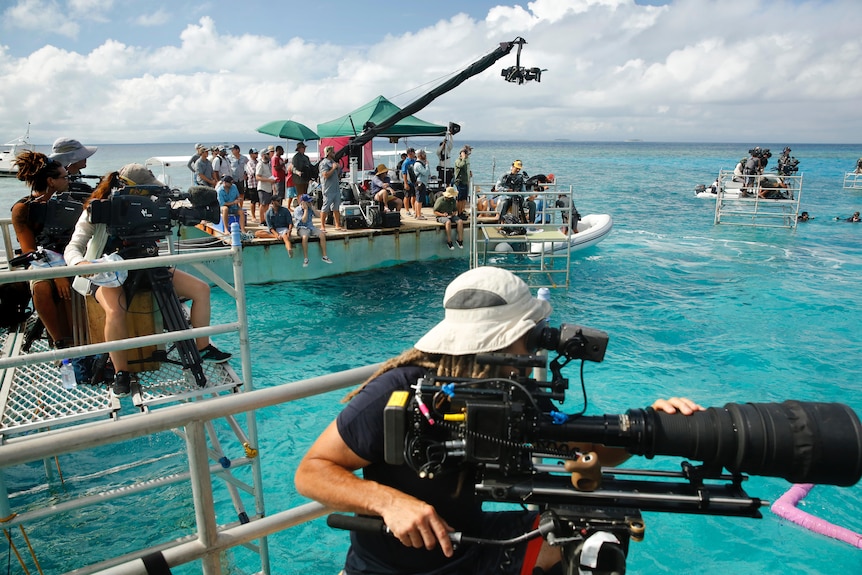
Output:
[[322, 256, 333, 264], [456, 240, 464, 249], [447, 242, 454, 250], [199, 344, 232, 363], [112, 370, 132, 397], [303, 258, 309, 267]]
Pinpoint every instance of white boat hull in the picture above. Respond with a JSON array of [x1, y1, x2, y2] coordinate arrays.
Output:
[[527, 213, 613, 256]]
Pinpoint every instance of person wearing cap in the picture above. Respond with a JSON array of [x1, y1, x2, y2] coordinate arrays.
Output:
[[271, 145, 288, 201], [11, 150, 74, 347], [293, 193, 332, 266], [319, 145, 344, 232], [432, 187, 465, 249], [194, 147, 217, 187], [254, 196, 294, 257], [65, 164, 232, 396], [454, 145, 473, 216], [212, 146, 230, 182], [370, 163, 402, 212], [245, 149, 260, 220], [216, 175, 248, 236], [255, 148, 277, 224], [228, 145, 248, 205], [291, 142, 314, 199], [187, 144, 204, 173], [295, 267, 702, 575]]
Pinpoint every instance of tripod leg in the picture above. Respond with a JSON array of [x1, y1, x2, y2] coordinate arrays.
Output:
[[147, 267, 206, 387]]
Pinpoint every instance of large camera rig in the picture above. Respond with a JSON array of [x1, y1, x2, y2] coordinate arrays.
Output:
[[88, 184, 219, 242], [86, 184, 220, 387], [375, 322, 862, 573]]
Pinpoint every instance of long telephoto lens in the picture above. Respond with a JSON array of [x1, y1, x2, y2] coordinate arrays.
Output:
[[542, 401, 862, 486]]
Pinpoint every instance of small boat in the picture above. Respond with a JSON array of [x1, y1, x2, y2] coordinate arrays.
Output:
[[0, 125, 34, 177], [527, 213, 613, 256]]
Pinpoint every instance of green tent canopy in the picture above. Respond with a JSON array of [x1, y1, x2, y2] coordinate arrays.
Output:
[[316, 95, 447, 139]]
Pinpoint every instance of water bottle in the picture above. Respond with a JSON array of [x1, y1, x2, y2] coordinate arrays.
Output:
[[60, 359, 77, 389]]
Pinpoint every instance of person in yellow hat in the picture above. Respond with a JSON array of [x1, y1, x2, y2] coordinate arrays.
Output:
[[370, 163, 403, 212]]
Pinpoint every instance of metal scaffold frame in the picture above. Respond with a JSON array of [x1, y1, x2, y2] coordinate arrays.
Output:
[[468, 182, 573, 289], [712, 169, 803, 229]]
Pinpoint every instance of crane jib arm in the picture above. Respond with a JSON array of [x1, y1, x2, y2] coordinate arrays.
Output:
[[333, 38, 525, 162]]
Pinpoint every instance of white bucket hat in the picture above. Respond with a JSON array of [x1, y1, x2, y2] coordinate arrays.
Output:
[[414, 267, 551, 355]]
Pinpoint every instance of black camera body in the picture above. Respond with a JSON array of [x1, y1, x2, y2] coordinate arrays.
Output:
[[88, 185, 218, 241], [384, 321, 862, 501]]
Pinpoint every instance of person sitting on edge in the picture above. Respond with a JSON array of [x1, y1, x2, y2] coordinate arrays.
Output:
[[64, 163, 232, 397], [11, 151, 74, 348], [216, 175, 248, 236], [433, 187, 464, 250], [255, 196, 294, 257], [370, 164, 403, 212], [293, 194, 332, 267], [294, 266, 703, 575]]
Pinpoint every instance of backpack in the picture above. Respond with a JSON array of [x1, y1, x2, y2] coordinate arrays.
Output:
[[499, 213, 526, 236], [0, 282, 33, 329]]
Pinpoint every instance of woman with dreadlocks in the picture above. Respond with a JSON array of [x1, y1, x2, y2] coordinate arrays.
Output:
[[11, 151, 74, 347], [295, 266, 701, 575]]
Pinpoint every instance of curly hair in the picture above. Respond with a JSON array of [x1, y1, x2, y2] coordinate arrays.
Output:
[[14, 151, 63, 192], [84, 171, 122, 208], [343, 348, 500, 402]]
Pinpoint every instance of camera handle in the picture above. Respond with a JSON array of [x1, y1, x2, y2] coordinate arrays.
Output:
[[326, 509, 635, 575]]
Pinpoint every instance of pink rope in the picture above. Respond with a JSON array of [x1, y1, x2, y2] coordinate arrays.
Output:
[[770, 484, 862, 549]]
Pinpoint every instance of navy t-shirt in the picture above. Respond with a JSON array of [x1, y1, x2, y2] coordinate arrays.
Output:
[[336, 366, 536, 575]]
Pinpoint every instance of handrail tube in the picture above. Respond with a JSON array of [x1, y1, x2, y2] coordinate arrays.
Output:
[[88, 502, 329, 575], [0, 363, 379, 467], [2, 248, 233, 283]]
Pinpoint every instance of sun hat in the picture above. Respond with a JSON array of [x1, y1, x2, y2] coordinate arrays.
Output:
[[443, 186, 456, 198], [375, 163, 388, 176], [513, 160, 523, 169], [324, 145, 335, 155], [300, 194, 313, 203], [49, 138, 98, 165], [118, 163, 164, 186], [296, 142, 307, 150], [414, 267, 552, 355]]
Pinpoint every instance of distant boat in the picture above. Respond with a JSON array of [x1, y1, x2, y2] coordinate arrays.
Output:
[[0, 124, 34, 177]]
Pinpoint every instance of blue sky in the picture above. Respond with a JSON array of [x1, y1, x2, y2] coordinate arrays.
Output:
[[1, 0, 860, 144]]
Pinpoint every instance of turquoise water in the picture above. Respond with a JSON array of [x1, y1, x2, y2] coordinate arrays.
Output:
[[2, 141, 862, 573]]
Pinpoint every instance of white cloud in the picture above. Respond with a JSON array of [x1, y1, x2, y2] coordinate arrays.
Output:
[[68, 0, 114, 21], [1, 0, 861, 144], [135, 8, 171, 27], [5, 0, 80, 38]]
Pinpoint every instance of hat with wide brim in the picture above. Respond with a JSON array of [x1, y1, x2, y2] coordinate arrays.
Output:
[[375, 164, 388, 176], [50, 138, 98, 166], [414, 267, 551, 355]]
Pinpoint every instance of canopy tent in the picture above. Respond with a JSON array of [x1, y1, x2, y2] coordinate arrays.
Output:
[[316, 96, 448, 173], [316, 95, 447, 139]]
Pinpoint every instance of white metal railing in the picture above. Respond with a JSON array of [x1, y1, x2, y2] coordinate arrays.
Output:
[[713, 169, 802, 228], [0, 230, 333, 575], [468, 181, 573, 288], [843, 171, 862, 191]]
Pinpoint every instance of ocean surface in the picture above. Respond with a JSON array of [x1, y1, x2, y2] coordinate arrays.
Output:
[[2, 141, 861, 574]]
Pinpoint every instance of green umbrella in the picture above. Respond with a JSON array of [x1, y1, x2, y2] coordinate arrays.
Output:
[[256, 120, 320, 141]]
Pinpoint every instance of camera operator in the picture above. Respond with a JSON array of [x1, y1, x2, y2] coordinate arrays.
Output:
[[64, 164, 231, 397], [496, 160, 535, 225], [11, 151, 75, 347], [295, 267, 701, 575]]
